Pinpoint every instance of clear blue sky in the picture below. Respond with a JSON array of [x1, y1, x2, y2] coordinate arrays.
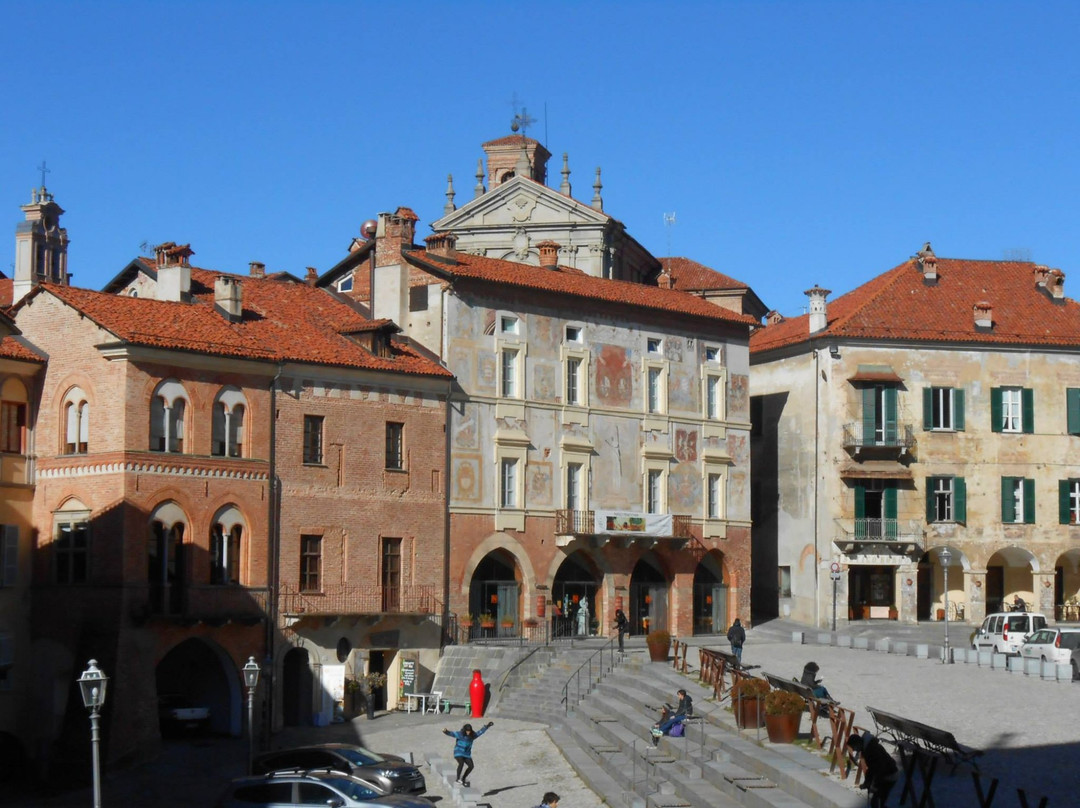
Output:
[[3, 1, 1079, 318]]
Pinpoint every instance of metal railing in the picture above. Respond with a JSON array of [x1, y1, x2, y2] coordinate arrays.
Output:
[[842, 422, 916, 451], [561, 636, 622, 714], [279, 583, 439, 616], [555, 509, 693, 538], [835, 518, 924, 542]]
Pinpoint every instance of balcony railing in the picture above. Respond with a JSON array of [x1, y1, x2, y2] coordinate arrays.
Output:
[[555, 510, 693, 539], [279, 583, 439, 617], [834, 518, 924, 555], [132, 584, 270, 623], [842, 423, 916, 452]]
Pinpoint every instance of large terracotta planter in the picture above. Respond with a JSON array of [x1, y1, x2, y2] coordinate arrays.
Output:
[[647, 639, 669, 662], [734, 697, 764, 729], [764, 711, 802, 742]]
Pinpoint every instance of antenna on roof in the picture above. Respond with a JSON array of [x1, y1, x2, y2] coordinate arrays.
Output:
[[139, 241, 154, 257], [509, 92, 536, 137], [663, 211, 676, 256], [1003, 247, 1032, 262]]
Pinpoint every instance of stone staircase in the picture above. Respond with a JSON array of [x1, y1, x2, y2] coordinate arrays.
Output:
[[545, 654, 865, 808]]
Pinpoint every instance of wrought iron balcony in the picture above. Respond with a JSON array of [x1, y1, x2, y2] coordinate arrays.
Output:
[[279, 583, 439, 617], [834, 518, 924, 556], [555, 509, 693, 540], [842, 422, 916, 453]]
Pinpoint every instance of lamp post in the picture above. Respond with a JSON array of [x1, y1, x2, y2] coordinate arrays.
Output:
[[940, 547, 953, 664], [77, 660, 108, 808], [242, 656, 261, 773]]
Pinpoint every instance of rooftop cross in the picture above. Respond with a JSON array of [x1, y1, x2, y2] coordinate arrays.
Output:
[[37, 160, 50, 188], [509, 93, 536, 137]]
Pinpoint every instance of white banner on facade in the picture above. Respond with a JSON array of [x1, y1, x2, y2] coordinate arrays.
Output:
[[594, 511, 673, 536]]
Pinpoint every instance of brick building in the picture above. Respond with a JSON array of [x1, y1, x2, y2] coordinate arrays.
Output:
[[5, 191, 452, 779], [750, 244, 1080, 628]]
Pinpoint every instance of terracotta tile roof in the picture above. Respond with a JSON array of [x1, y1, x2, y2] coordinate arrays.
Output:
[[0, 335, 46, 363], [750, 257, 1080, 354], [28, 273, 450, 377], [482, 134, 541, 148], [659, 257, 750, 292], [404, 249, 758, 328]]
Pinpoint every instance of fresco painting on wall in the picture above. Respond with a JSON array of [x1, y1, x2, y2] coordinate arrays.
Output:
[[453, 404, 480, 449], [726, 433, 748, 466], [533, 363, 557, 402], [453, 456, 483, 503], [669, 367, 696, 411], [675, 428, 698, 462], [666, 337, 684, 363], [449, 347, 473, 387], [595, 345, 632, 407], [593, 418, 633, 506], [531, 314, 558, 351], [527, 462, 553, 506], [729, 374, 750, 418], [670, 463, 702, 509], [477, 351, 497, 393]]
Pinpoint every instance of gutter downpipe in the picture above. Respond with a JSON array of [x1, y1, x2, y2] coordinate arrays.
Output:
[[267, 362, 284, 730], [813, 346, 821, 629]]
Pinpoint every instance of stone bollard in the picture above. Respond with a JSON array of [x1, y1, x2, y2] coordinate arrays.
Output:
[[1056, 663, 1072, 682], [854, 637, 870, 650], [991, 653, 1008, 670], [838, 635, 853, 648], [1041, 661, 1058, 681], [892, 641, 909, 656], [1006, 656, 1024, 674], [817, 633, 833, 646], [915, 643, 929, 659], [1022, 657, 1040, 676], [792, 631, 805, 645], [978, 650, 993, 667], [875, 638, 891, 653]]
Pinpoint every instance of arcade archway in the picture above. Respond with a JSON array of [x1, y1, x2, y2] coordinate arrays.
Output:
[[629, 556, 668, 635], [693, 553, 727, 635], [552, 551, 602, 637]]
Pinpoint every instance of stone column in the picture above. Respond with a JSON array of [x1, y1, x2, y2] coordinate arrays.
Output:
[[968, 569, 987, 624], [897, 565, 919, 624], [1035, 572, 1056, 616]]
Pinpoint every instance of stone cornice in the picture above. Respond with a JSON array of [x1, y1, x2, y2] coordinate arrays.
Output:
[[37, 452, 269, 481]]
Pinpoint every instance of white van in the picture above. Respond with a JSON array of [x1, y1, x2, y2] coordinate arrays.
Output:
[[972, 611, 1047, 655]]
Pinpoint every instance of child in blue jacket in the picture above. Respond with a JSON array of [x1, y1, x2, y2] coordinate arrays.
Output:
[[442, 721, 493, 786]]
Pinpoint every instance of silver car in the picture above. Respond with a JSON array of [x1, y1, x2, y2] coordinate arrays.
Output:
[[1019, 627, 1080, 673], [216, 770, 433, 808]]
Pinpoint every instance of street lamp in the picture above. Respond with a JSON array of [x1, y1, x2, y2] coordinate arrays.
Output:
[[77, 659, 108, 808], [940, 547, 953, 664], [242, 656, 261, 773]]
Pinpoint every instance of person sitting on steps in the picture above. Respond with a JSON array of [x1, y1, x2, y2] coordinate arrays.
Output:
[[651, 688, 693, 744]]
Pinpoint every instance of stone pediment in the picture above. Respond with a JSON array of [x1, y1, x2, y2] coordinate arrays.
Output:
[[433, 176, 609, 232]]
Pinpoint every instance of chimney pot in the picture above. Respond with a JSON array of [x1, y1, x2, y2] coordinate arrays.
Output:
[[1048, 268, 1065, 300], [1033, 265, 1050, 287], [424, 232, 458, 262], [215, 276, 243, 322], [804, 284, 831, 334], [305, 266, 318, 285], [537, 240, 560, 269], [973, 301, 992, 329], [249, 261, 265, 279]]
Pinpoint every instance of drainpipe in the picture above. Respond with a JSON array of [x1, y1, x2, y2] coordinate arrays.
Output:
[[266, 363, 283, 728], [813, 347, 821, 628], [443, 381, 453, 644]]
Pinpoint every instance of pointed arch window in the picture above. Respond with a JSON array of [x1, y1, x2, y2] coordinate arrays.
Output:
[[148, 502, 187, 613], [212, 388, 247, 458], [210, 506, 244, 584], [150, 381, 188, 453]]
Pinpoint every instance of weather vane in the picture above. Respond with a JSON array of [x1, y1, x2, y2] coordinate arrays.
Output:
[[37, 160, 50, 187], [509, 93, 536, 136]]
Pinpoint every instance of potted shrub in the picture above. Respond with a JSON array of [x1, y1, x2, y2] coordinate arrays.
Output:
[[523, 617, 539, 628], [360, 671, 387, 720], [646, 629, 671, 662], [500, 615, 516, 631], [763, 690, 805, 742], [730, 677, 770, 729], [479, 613, 496, 629]]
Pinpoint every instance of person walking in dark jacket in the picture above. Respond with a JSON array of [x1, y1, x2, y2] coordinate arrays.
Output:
[[442, 721, 493, 786], [727, 618, 746, 665], [614, 609, 629, 653], [848, 731, 898, 808]]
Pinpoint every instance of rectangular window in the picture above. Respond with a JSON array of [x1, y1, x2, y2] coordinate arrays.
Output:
[[381, 537, 401, 611], [500, 458, 518, 508], [565, 325, 582, 343], [705, 346, 721, 363], [1059, 479, 1080, 525], [647, 367, 662, 413], [500, 349, 519, 398], [299, 534, 322, 592], [1001, 477, 1035, 524], [934, 477, 953, 521], [55, 520, 89, 584], [707, 473, 723, 518], [646, 469, 663, 514], [778, 566, 792, 598], [0, 401, 26, 453], [861, 385, 898, 445], [303, 415, 324, 464], [992, 387, 1034, 433], [385, 422, 404, 470], [1, 525, 16, 586], [500, 316, 519, 334], [337, 275, 353, 293], [647, 338, 662, 355], [923, 387, 965, 431], [706, 375, 722, 420], [408, 285, 428, 312], [566, 463, 582, 510], [565, 357, 581, 405]]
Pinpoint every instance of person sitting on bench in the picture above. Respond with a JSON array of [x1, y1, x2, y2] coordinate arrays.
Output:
[[848, 731, 898, 808], [651, 688, 693, 743], [800, 661, 834, 701]]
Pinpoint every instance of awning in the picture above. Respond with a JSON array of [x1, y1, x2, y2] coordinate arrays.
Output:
[[848, 364, 903, 383], [840, 460, 913, 479]]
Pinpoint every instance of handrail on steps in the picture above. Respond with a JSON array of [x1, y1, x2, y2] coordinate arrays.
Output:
[[560, 636, 622, 714]]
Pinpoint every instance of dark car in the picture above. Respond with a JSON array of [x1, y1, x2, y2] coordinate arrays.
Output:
[[252, 744, 426, 795], [216, 769, 433, 808]]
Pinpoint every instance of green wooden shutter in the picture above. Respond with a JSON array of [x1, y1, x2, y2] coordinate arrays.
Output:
[[954, 389, 965, 431], [884, 485, 897, 537], [1060, 480, 1072, 525], [1022, 388, 1034, 434], [861, 387, 876, 445], [1023, 478, 1036, 523], [955, 477, 966, 524], [923, 388, 933, 430], [991, 388, 1002, 432], [1001, 477, 1015, 522], [854, 483, 866, 537], [926, 478, 936, 522], [1067, 389, 1080, 435], [884, 386, 898, 443]]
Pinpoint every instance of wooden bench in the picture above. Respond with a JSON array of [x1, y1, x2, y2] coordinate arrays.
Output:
[[699, 648, 757, 703], [868, 706, 984, 808]]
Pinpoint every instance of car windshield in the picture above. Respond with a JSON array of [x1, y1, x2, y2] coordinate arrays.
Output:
[[337, 747, 386, 766], [1060, 633, 1080, 650], [324, 775, 380, 800]]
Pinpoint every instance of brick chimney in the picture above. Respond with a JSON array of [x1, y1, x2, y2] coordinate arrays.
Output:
[[305, 266, 318, 286], [249, 261, 265, 279], [973, 301, 992, 329], [1048, 269, 1065, 300], [804, 285, 831, 334], [424, 232, 458, 263], [916, 242, 937, 283], [214, 276, 243, 323], [375, 207, 419, 268], [766, 310, 784, 325], [155, 242, 193, 302], [537, 240, 560, 269], [657, 265, 673, 289], [1032, 265, 1050, 287]]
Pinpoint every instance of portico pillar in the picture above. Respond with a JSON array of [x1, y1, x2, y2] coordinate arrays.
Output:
[[968, 569, 987, 624]]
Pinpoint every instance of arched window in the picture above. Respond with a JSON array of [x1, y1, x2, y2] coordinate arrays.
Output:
[[62, 386, 89, 454], [1, 378, 29, 455], [211, 388, 247, 458], [148, 501, 187, 613], [150, 381, 188, 453], [210, 505, 245, 585]]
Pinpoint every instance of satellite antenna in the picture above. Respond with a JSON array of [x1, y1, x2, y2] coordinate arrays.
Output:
[[663, 212, 676, 257]]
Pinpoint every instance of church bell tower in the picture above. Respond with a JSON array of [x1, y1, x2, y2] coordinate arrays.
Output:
[[14, 185, 69, 304]]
